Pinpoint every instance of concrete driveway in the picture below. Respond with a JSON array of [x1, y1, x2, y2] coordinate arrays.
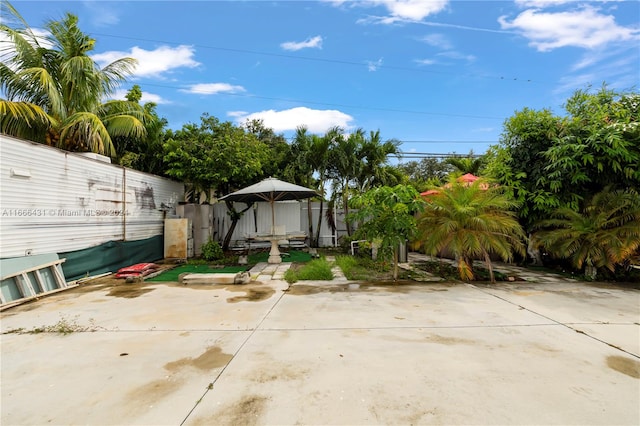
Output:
[[1, 267, 639, 425]]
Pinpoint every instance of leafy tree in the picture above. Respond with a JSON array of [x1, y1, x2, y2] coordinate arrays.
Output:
[[532, 187, 640, 279], [542, 86, 640, 207], [0, 2, 145, 156], [396, 157, 453, 192], [163, 114, 270, 250], [417, 178, 526, 282], [163, 114, 268, 202], [349, 185, 425, 281], [487, 85, 639, 232], [243, 119, 290, 179]]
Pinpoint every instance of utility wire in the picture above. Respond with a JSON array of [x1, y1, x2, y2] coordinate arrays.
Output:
[[137, 81, 504, 120], [92, 32, 545, 85]]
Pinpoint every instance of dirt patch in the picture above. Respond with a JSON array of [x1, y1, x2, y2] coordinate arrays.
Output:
[[124, 376, 184, 415], [164, 346, 233, 372], [286, 282, 451, 295], [192, 395, 268, 426], [225, 285, 275, 303], [106, 283, 154, 298], [424, 334, 476, 345], [248, 362, 310, 383], [607, 355, 640, 379]]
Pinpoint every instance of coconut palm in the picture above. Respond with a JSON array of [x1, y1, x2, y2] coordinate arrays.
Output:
[[532, 188, 640, 278], [0, 2, 145, 156], [417, 178, 526, 282]]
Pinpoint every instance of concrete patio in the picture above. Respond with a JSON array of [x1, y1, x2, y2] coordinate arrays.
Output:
[[1, 260, 638, 425]]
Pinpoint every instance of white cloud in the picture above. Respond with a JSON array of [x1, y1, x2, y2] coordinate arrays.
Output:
[[327, 0, 448, 23], [515, 0, 622, 7], [371, 0, 448, 22], [280, 35, 323, 51], [182, 83, 246, 95], [437, 51, 476, 62], [419, 33, 453, 49], [514, 0, 572, 7], [91, 45, 200, 78], [367, 57, 383, 71], [498, 7, 639, 51], [415, 58, 437, 66], [230, 107, 354, 133], [109, 89, 170, 105]]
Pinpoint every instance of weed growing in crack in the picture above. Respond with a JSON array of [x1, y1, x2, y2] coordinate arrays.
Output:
[[3, 315, 103, 335]]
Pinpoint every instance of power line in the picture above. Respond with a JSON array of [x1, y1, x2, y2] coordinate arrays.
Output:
[[138, 81, 504, 120], [393, 152, 485, 158], [91, 32, 546, 85]]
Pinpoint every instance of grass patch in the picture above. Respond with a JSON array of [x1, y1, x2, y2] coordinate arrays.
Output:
[[248, 250, 312, 264], [284, 258, 334, 283], [335, 255, 397, 280], [146, 264, 247, 282]]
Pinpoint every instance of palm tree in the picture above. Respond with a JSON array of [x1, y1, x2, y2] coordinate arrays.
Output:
[[0, 2, 145, 156], [417, 178, 526, 282], [309, 128, 333, 247], [532, 188, 640, 278], [445, 154, 484, 175], [327, 128, 361, 236], [356, 130, 403, 191]]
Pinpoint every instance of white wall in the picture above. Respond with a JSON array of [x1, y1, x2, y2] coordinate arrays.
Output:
[[0, 135, 184, 258]]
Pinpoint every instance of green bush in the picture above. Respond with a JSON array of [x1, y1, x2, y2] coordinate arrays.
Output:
[[285, 258, 334, 283], [201, 239, 224, 261]]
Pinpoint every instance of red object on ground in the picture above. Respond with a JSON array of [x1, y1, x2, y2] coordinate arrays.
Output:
[[115, 263, 159, 279]]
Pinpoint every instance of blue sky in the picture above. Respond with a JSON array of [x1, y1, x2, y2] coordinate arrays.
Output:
[[7, 0, 640, 157]]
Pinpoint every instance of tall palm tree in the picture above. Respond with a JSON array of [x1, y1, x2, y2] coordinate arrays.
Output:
[[0, 2, 145, 156], [327, 128, 361, 236], [532, 187, 640, 278], [309, 128, 333, 247], [417, 178, 526, 282], [356, 130, 403, 191], [286, 127, 316, 243]]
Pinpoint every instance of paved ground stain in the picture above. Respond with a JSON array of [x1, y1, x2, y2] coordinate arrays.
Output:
[[424, 333, 476, 345], [164, 346, 233, 372], [124, 376, 184, 415], [286, 282, 450, 296], [607, 355, 640, 379], [192, 395, 268, 426], [225, 286, 275, 303], [106, 283, 154, 298], [248, 362, 310, 383]]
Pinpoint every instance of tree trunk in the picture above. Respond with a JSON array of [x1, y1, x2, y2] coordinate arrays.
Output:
[[527, 234, 543, 266], [393, 248, 399, 282], [314, 199, 324, 247], [483, 250, 495, 283], [585, 265, 597, 280], [307, 198, 314, 247], [343, 184, 352, 236], [221, 201, 253, 251]]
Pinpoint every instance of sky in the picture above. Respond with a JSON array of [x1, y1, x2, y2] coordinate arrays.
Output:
[[5, 0, 640, 159]]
